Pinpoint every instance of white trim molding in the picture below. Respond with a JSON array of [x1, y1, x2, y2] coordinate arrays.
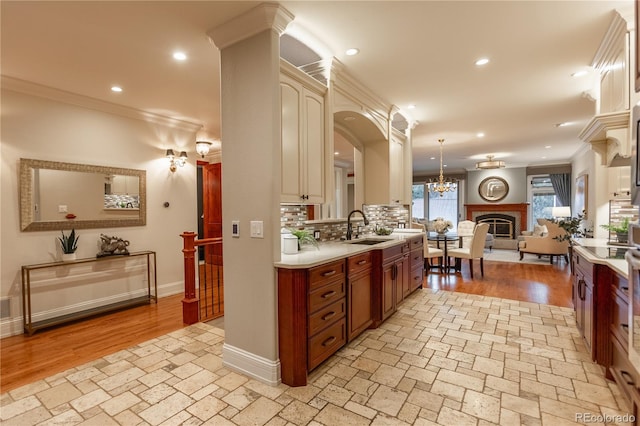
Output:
[[222, 343, 281, 386]]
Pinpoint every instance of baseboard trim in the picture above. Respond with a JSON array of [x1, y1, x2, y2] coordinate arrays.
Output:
[[0, 280, 185, 338], [222, 343, 281, 386]]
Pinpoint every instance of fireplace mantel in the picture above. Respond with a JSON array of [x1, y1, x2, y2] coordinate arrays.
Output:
[[464, 203, 529, 223], [465, 203, 529, 230]]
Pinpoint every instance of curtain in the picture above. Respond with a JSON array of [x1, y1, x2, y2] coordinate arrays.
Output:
[[550, 173, 571, 207]]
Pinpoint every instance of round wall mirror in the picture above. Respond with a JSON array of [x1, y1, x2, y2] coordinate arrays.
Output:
[[478, 176, 509, 202]]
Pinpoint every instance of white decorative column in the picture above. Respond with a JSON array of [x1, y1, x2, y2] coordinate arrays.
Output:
[[208, 3, 293, 385]]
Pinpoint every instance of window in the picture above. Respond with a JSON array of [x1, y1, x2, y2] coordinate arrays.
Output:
[[530, 175, 560, 227], [411, 184, 425, 219], [428, 187, 458, 230]]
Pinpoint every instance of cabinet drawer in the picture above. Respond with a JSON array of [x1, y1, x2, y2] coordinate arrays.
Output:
[[308, 299, 345, 336], [410, 265, 424, 291], [308, 317, 346, 370], [611, 289, 629, 346], [409, 249, 423, 270], [308, 279, 345, 313], [309, 260, 345, 290], [348, 251, 372, 275], [409, 236, 424, 251], [610, 334, 636, 407], [612, 272, 630, 299]]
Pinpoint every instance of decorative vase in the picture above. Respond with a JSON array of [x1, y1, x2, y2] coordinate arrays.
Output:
[[436, 229, 447, 235], [617, 232, 628, 244], [61, 253, 76, 262]]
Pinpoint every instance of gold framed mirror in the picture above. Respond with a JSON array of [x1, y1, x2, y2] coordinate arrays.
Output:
[[478, 176, 508, 202], [20, 158, 146, 231]]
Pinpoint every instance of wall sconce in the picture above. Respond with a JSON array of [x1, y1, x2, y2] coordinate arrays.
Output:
[[195, 140, 213, 158], [166, 149, 188, 172]]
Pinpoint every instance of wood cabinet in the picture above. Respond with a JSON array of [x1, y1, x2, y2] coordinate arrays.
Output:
[[574, 252, 595, 356], [280, 66, 326, 204], [408, 236, 425, 293], [373, 237, 416, 326], [278, 236, 423, 386], [347, 251, 373, 341], [278, 259, 346, 386]]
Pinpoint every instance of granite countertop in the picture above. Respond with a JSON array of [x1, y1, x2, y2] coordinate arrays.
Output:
[[274, 231, 422, 269], [573, 238, 629, 278]]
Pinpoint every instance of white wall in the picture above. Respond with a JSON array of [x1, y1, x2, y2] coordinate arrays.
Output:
[[572, 144, 609, 239], [1, 87, 198, 336]]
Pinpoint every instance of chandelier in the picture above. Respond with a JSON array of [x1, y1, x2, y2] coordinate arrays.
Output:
[[426, 138, 457, 197]]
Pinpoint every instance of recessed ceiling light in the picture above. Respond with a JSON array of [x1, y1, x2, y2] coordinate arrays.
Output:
[[173, 51, 187, 61], [111, 86, 123, 93], [571, 70, 588, 77], [545, 145, 552, 149], [407, 104, 416, 110], [334, 151, 339, 155], [345, 48, 359, 56], [430, 157, 436, 160], [541, 156, 547, 159], [555, 122, 572, 127], [476, 132, 485, 138], [475, 58, 490, 66]]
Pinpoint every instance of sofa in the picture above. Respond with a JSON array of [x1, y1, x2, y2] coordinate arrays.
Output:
[[518, 219, 569, 264]]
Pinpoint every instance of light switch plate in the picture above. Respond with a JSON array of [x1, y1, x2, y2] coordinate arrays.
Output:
[[231, 220, 240, 237], [250, 221, 264, 238], [58, 205, 68, 213]]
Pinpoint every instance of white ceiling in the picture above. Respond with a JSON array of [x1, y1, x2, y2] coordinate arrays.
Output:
[[1, 1, 633, 176]]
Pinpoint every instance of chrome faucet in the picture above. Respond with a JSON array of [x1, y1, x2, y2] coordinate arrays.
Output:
[[346, 209, 369, 240]]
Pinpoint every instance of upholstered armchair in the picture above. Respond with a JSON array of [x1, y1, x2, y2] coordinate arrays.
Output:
[[518, 219, 569, 264]]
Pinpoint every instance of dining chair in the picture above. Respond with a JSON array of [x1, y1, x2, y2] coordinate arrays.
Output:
[[457, 220, 476, 248], [447, 223, 490, 278], [424, 237, 444, 274]]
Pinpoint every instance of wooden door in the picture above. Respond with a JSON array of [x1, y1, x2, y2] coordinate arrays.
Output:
[[200, 163, 223, 321]]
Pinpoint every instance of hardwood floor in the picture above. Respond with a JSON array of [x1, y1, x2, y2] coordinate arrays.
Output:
[[0, 294, 185, 394], [0, 259, 572, 394], [425, 258, 573, 308]]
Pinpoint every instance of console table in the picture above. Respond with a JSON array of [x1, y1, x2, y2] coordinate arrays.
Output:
[[21, 251, 157, 335]]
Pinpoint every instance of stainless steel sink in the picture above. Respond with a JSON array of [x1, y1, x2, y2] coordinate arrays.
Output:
[[346, 238, 389, 245]]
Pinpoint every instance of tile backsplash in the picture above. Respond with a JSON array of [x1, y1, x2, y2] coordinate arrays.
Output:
[[280, 204, 409, 242]]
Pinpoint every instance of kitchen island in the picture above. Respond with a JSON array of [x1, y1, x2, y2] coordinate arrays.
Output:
[[276, 232, 424, 386], [572, 238, 640, 414]]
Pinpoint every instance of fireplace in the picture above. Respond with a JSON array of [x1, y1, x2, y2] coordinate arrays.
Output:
[[465, 203, 529, 249], [476, 214, 516, 239]]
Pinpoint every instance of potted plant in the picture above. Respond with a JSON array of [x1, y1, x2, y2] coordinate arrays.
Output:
[[288, 228, 319, 250], [601, 217, 631, 243], [58, 229, 79, 261], [552, 210, 586, 245]]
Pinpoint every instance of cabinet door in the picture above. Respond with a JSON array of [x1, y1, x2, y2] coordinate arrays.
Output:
[[303, 89, 324, 204], [389, 137, 404, 204], [394, 256, 410, 303], [348, 270, 373, 341], [583, 278, 594, 354], [381, 262, 396, 320], [280, 77, 303, 202]]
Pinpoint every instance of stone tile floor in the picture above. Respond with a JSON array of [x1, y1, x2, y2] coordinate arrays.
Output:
[[0, 289, 633, 425]]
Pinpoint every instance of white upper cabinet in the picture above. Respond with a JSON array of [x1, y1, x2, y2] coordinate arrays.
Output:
[[280, 68, 326, 204], [389, 134, 405, 204]]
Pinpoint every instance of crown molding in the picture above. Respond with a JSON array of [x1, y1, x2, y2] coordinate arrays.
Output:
[[592, 11, 628, 69], [208, 3, 293, 50], [1, 75, 202, 133]]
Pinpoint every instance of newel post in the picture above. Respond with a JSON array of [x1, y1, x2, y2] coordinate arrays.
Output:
[[181, 231, 199, 324]]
